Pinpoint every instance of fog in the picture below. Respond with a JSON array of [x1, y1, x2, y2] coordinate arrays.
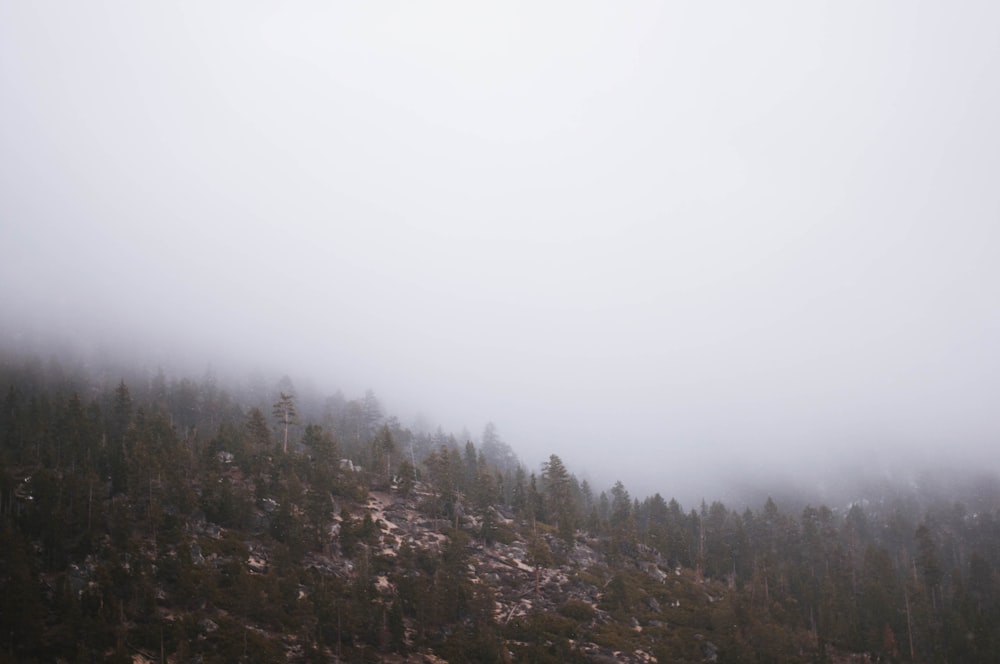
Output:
[[3, 2, 999, 504]]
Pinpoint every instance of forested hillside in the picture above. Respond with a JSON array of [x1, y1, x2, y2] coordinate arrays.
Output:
[[1, 355, 999, 662]]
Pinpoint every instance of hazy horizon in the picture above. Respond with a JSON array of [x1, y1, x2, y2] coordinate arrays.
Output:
[[3, 2, 999, 504]]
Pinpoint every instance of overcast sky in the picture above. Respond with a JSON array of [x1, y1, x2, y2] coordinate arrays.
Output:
[[3, 2, 999, 502]]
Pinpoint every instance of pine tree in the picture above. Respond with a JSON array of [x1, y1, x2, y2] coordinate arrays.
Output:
[[541, 454, 574, 543], [245, 407, 272, 457], [302, 424, 338, 469], [396, 458, 416, 497], [108, 381, 133, 495], [272, 392, 298, 454], [371, 424, 395, 488]]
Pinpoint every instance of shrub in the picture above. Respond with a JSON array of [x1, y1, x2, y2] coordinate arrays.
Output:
[[559, 599, 597, 622]]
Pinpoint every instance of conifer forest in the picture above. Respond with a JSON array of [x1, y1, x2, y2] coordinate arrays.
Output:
[[1, 355, 998, 663]]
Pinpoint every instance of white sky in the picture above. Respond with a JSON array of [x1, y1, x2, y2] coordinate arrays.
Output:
[[3, 2, 999, 501]]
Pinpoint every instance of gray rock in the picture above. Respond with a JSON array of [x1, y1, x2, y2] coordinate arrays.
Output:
[[198, 617, 218, 633]]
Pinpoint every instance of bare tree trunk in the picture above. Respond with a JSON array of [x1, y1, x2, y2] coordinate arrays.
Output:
[[904, 589, 915, 662]]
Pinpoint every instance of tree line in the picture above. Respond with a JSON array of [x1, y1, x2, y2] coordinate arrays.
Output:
[[1, 353, 999, 661]]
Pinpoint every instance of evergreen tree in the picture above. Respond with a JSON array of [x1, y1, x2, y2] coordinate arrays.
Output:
[[541, 454, 575, 543], [107, 380, 133, 495], [473, 451, 499, 512], [371, 424, 395, 488], [302, 423, 338, 470], [527, 530, 553, 595], [245, 407, 272, 459], [272, 391, 298, 454], [396, 458, 416, 497], [511, 466, 527, 516]]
